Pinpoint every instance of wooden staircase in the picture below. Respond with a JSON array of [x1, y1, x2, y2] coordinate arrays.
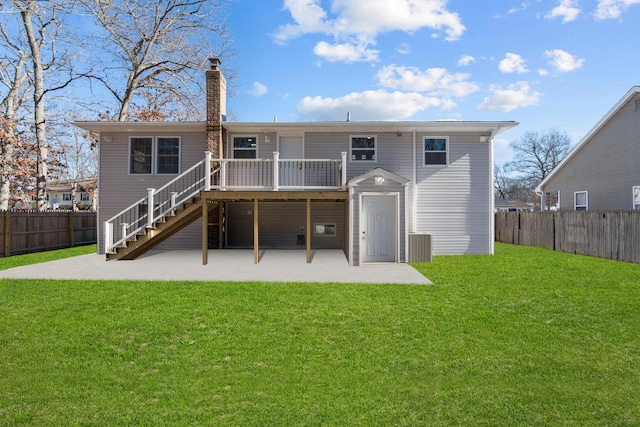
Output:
[[106, 195, 218, 261]]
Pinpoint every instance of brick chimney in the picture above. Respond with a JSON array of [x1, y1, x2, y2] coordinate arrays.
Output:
[[206, 57, 226, 158]]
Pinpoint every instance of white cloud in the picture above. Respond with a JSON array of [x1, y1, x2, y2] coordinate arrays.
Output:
[[457, 54, 476, 67], [274, 0, 465, 62], [499, 53, 529, 74], [297, 89, 451, 121], [595, 0, 640, 19], [545, 49, 585, 72], [396, 43, 411, 55], [478, 82, 541, 112], [313, 40, 379, 63], [247, 82, 268, 97], [376, 65, 479, 97], [546, 0, 581, 22]]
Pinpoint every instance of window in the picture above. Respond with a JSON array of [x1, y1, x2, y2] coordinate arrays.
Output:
[[63, 193, 72, 201], [130, 137, 153, 174], [633, 186, 640, 210], [129, 136, 181, 175], [424, 137, 448, 165], [314, 223, 336, 236], [574, 191, 588, 211], [350, 136, 376, 161], [80, 193, 90, 202], [233, 136, 257, 159], [157, 137, 180, 174]]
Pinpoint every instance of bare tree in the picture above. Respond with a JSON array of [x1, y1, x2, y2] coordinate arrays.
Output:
[[78, 0, 235, 122], [0, 10, 32, 210], [506, 128, 572, 189]]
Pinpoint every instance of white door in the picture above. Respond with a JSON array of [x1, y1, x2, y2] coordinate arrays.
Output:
[[361, 195, 396, 262], [279, 137, 303, 187]]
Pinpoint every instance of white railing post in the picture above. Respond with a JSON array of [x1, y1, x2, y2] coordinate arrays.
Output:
[[341, 151, 347, 189], [204, 151, 212, 191], [170, 192, 177, 215], [121, 223, 128, 247], [104, 221, 112, 253], [221, 160, 227, 190], [273, 151, 280, 191], [147, 188, 155, 228]]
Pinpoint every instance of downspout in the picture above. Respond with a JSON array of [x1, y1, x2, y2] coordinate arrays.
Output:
[[348, 184, 354, 266], [412, 130, 417, 233], [488, 131, 496, 255]]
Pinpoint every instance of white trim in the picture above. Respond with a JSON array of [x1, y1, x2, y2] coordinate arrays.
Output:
[[633, 186, 640, 210], [349, 135, 377, 163], [348, 186, 354, 266], [422, 136, 449, 167], [574, 190, 588, 211], [412, 130, 417, 233], [358, 192, 399, 264]]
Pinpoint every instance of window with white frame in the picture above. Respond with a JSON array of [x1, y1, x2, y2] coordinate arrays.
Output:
[[424, 137, 448, 165], [232, 136, 257, 159], [80, 193, 90, 202], [633, 186, 640, 210], [350, 136, 376, 161], [157, 137, 180, 174], [129, 136, 181, 175], [63, 193, 72, 201], [574, 191, 588, 211]]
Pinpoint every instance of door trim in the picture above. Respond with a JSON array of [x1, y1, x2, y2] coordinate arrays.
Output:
[[359, 192, 399, 263]]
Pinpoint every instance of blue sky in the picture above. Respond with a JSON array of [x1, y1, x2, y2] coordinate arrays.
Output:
[[224, 0, 640, 165]]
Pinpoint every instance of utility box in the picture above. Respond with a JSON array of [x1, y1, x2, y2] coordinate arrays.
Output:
[[408, 233, 432, 262]]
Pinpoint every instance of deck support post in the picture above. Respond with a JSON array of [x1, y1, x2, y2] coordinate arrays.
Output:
[[254, 198, 259, 264], [306, 197, 311, 263], [202, 198, 208, 265]]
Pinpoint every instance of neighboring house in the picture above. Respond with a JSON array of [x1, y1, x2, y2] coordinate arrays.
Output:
[[46, 178, 96, 210], [536, 86, 640, 211], [494, 199, 534, 212], [74, 59, 517, 265]]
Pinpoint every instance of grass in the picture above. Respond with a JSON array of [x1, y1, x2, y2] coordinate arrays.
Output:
[[1, 243, 639, 426], [0, 244, 96, 270]]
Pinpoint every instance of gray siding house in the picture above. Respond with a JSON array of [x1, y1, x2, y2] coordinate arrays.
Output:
[[536, 86, 640, 211], [74, 59, 517, 265]]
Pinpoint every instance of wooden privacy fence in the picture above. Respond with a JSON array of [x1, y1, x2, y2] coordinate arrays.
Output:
[[1, 210, 97, 257], [495, 211, 640, 264]]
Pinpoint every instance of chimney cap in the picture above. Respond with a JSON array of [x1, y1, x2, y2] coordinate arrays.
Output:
[[209, 57, 221, 68]]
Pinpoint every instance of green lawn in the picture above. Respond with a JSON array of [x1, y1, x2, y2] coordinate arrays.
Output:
[[1, 243, 639, 426], [0, 244, 96, 270]]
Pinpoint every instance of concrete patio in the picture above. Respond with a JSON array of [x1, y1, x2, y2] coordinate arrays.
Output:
[[0, 249, 431, 285]]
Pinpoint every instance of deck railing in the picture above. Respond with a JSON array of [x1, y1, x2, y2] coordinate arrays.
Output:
[[104, 151, 347, 254]]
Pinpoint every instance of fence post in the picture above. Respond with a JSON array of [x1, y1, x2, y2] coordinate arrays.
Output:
[[68, 210, 74, 247], [273, 151, 280, 191], [3, 210, 10, 257]]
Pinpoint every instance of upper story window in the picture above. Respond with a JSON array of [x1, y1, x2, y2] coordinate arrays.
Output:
[[633, 186, 640, 210], [157, 137, 180, 174], [80, 193, 90, 202], [424, 137, 448, 166], [350, 136, 376, 161], [63, 193, 72, 201], [233, 136, 257, 159], [574, 191, 588, 211], [129, 136, 181, 175]]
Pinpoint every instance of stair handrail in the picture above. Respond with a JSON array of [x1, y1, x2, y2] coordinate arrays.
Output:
[[104, 152, 212, 253]]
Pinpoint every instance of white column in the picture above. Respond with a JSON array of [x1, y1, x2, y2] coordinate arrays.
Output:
[[273, 151, 280, 191], [147, 188, 155, 228], [104, 221, 112, 253], [341, 151, 347, 189], [204, 151, 212, 191]]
